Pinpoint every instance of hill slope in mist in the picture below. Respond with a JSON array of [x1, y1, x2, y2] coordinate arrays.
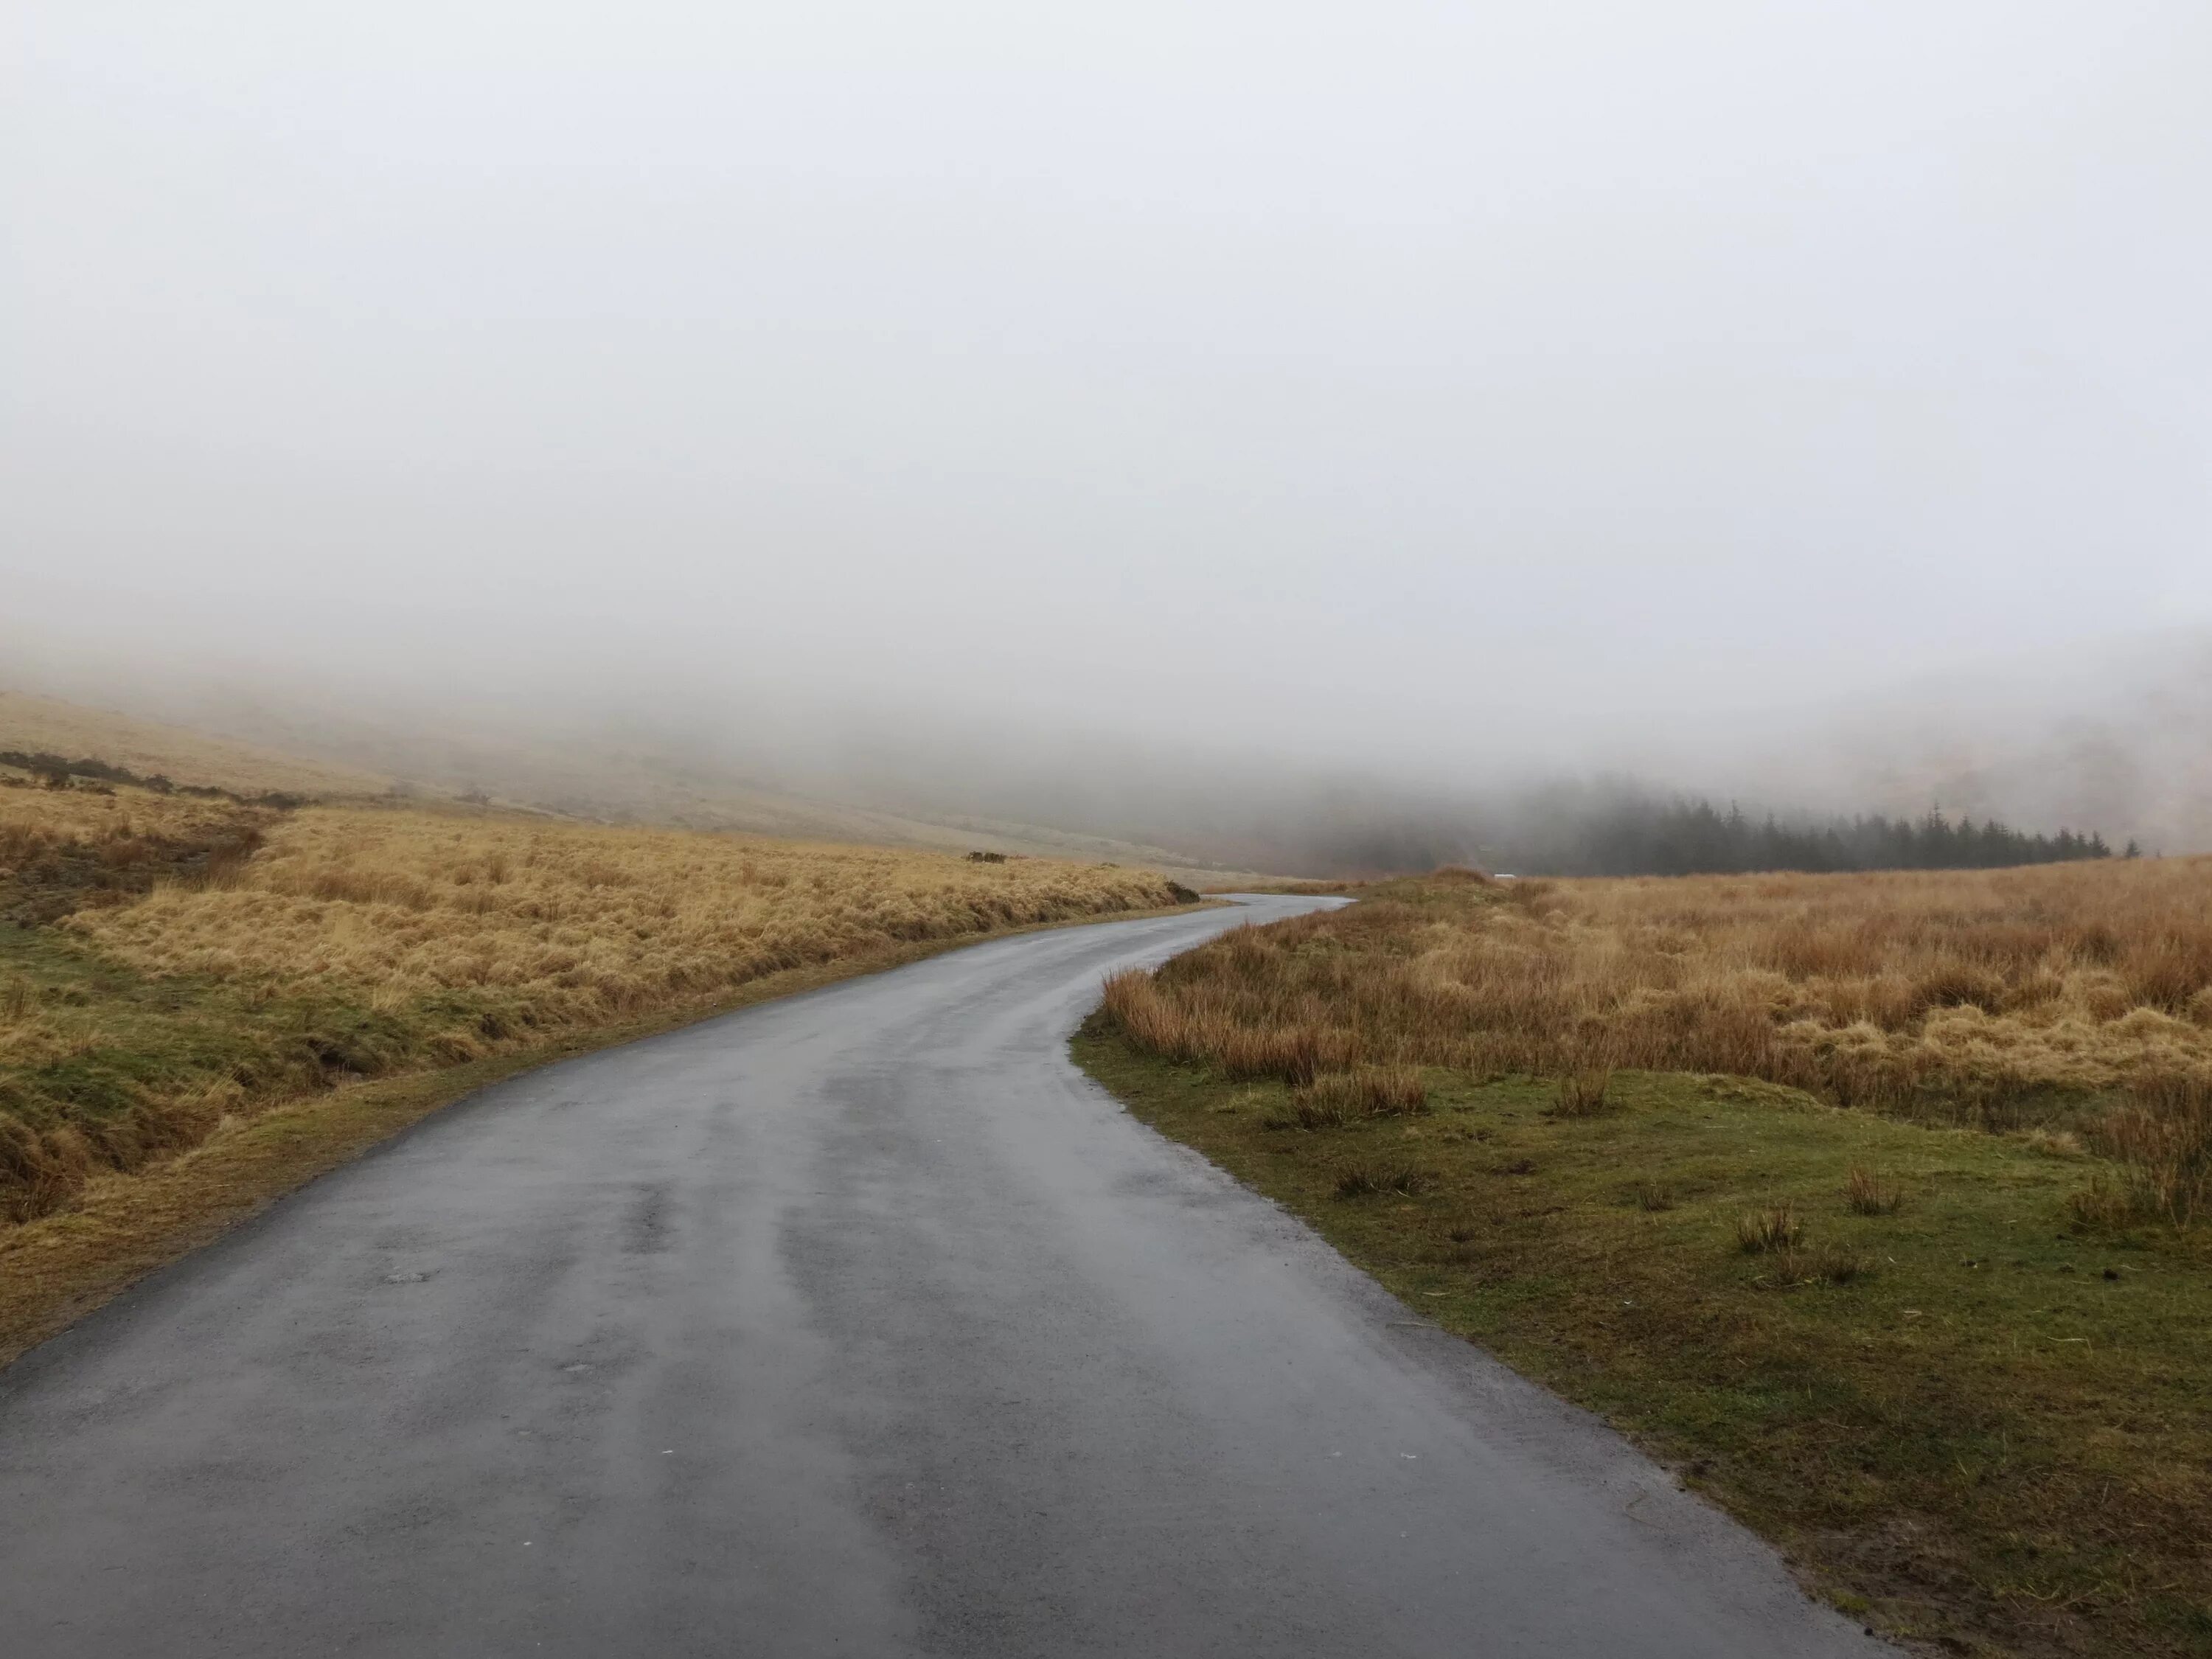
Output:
[[0, 692, 393, 799], [8, 627, 2205, 880], [1767, 633, 2212, 858], [0, 686, 1276, 886]]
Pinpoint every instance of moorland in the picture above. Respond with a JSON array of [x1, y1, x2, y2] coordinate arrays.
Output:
[[1082, 863, 2212, 1658], [0, 722, 1197, 1358]]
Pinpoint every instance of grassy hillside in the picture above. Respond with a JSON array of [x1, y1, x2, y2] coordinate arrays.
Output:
[[1079, 863, 2212, 1659], [0, 779, 1197, 1355], [1, 686, 1276, 887], [0, 689, 392, 799]]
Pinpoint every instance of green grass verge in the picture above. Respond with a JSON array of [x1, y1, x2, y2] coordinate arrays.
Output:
[[0, 901, 1214, 1367], [1, 919, 545, 1135], [1074, 1020, 2212, 1659]]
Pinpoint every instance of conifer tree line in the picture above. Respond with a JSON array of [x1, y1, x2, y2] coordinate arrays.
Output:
[[1506, 798, 2122, 878]]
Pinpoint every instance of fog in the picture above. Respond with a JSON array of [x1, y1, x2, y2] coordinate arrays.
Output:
[[6, 2, 2211, 866]]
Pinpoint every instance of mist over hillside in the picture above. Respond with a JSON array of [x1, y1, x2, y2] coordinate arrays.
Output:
[[4, 625, 2202, 877], [6, 1, 2208, 874], [1778, 633, 2212, 859]]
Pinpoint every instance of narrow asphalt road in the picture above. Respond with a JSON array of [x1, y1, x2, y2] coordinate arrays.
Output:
[[0, 897, 1892, 1658]]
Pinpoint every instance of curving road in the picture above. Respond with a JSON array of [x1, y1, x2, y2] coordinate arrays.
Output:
[[0, 896, 1891, 1657]]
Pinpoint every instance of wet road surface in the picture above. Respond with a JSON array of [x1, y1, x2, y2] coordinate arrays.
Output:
[[0, 896, 1893, 1656]]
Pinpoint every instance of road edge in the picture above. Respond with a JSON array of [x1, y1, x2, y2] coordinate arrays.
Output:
[[0, 898, 1222, 1370]]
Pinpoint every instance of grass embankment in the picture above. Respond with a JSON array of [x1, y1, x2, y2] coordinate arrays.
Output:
[[1077, 863, 2212, 1659], [0, 781, 1196, 1358]]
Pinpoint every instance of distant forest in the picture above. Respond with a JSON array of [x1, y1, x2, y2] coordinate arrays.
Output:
[[1508, 799, 2121, 878]]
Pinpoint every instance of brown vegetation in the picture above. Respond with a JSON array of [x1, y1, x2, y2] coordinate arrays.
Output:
[[0, 689, 389, 797], [70, 803, 1183, 1023], [1301, 1065, 1427, 1119], [1102, 860, 2212, 1219], [0, 787, 275, 928], [1734, 1203, 1801, 1253], [1551, 1065, 1613, 1118], [1, 788, 1192, 1227], [1844, 1166, 1902, 1215]]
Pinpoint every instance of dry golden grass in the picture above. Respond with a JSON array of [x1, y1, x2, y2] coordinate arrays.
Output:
[[70, 802, 1182, 1026], [1284, 1065, 1427, 1127], [1107, 858, 2212, 1124], [0, 786, 277, 937], [0, 689, 389, 797], [1, 790, 1191, 1229], [0, 782, 259, 855], [1734, 1203, 1802, 1253], [1, 688, 1283, 888], [1105, 860, 2212, 1234]]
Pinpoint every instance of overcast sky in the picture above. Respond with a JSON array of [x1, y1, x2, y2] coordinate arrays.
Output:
[[7, 1, 2210, 775]]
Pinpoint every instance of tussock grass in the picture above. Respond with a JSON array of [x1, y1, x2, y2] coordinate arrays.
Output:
[[2084, 1074, 2212, 1227], [0, 787, 265, 875], [1845, 1166, 1902, 1215], [0, 790, 1191, 1225], [74, 804, 1182, 1021], [1735, 1204, 1803, 1253], [1298, 1065, 1427, 1120], [1273, 1069, 1427, 1130], [1100, 863, 2212, 1228], [1104, 860, 2212, 1116], [1332, 1159, 1432, 1199], [1551, 1066, 1613, 1118], [1276, 1093, 1353, 1131], [1764, 1242, 1866, 1288]]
